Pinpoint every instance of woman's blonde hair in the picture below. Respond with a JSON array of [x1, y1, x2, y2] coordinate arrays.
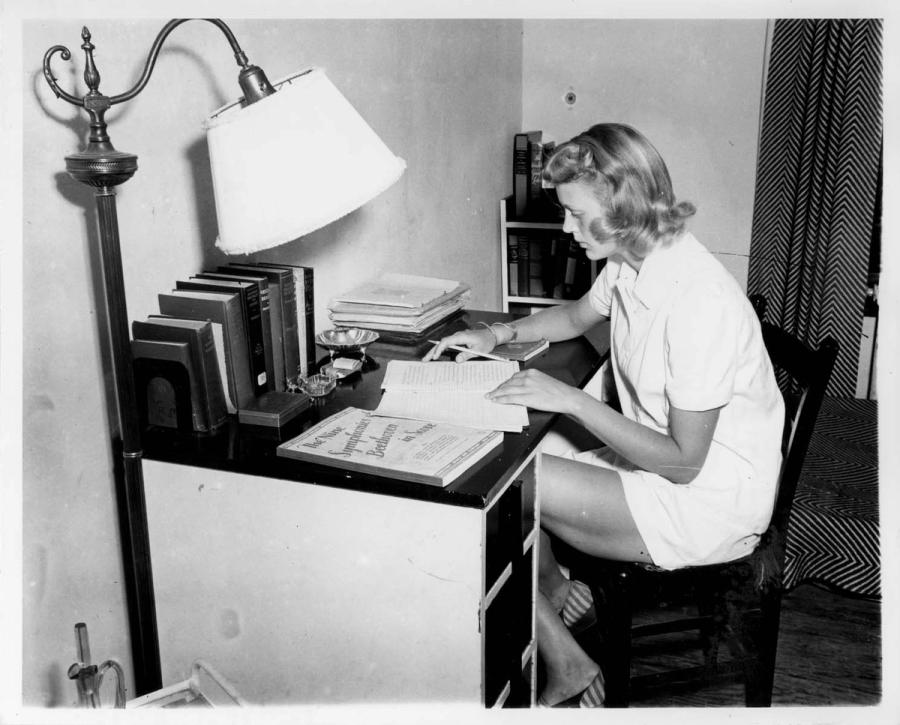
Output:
[[543, 123, 696, 256]]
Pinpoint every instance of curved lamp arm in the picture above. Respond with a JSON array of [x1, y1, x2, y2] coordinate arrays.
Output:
[[42, 19, 275, 152]]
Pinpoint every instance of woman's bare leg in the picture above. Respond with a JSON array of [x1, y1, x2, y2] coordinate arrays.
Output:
[[536, 453, 652, 705]]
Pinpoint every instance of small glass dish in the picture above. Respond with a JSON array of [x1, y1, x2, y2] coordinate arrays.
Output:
[[301, 373, 337, 398]]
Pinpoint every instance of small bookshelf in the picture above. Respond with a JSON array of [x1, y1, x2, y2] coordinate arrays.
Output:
[[499, 197, 601, 314]]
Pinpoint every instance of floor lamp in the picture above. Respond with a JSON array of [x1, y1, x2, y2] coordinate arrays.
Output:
[[42, 18, 405, 695]]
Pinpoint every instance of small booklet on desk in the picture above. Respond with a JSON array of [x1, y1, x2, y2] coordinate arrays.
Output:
[[276, 406, 503, 487], [492, 338, 549, 362], [374, 360, 529, 433]]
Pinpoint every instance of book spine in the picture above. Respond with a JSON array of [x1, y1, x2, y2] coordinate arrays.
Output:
[[528, 238, 546, 298], [299, 267, 315, 376], [196, 323, 229, 428], [276, 273, 301, 387], [507, 234, 519, 297], [517, 235, 530, 298], [513, 133, 530, 218], [528, 133, 543, 215], [240, 284, 268, 394]]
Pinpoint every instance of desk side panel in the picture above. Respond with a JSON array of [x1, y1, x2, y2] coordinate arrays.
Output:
[[144, 459, 483, 705]]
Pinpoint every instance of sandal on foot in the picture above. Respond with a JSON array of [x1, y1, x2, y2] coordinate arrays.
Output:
[[561, 579, 596, 631], [537, 670, 606, 708]]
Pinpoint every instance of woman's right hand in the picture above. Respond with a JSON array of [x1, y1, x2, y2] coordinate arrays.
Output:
[[422, 327, 497, 362]]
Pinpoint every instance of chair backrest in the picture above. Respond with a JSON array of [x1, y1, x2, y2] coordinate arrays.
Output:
[[751, 297, 839, 535]]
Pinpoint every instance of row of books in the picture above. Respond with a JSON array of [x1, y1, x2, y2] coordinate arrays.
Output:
[[508, 233, 601, 300], [326, 273, 470, 343], [512, 130, 562, 221], [130, 262, 315, 433]]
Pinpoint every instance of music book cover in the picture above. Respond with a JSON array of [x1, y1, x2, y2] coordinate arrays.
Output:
[[276, 406, 503, 487]]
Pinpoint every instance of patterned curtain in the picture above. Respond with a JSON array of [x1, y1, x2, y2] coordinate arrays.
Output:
[[748, 19, 883, 396]]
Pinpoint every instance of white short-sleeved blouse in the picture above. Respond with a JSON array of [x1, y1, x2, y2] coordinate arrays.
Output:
[[582, 232, 785, 569]]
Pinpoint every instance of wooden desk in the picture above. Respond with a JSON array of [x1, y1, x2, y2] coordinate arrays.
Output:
[[141, 310, 606, 706]]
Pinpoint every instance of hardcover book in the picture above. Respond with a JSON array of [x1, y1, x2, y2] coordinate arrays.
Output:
[[131, 318, 228, 431], [276, 406, 503, 487], [258, 262, 316, 377], [240, 263, 302, 389], [219, 265, 288, 392], [513, 131, 541, 218], [157, 289, 255, 409], [237, 390, 311, 428], [198, 271, 275, 393]]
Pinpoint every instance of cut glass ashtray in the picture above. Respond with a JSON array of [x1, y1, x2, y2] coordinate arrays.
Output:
[[301, 373, 337, 397]]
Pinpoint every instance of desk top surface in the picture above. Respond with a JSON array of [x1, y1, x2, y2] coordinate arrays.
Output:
[[143, 311, 607, 509]]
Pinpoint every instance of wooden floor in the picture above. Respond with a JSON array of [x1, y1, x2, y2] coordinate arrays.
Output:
[[631, 582, 881, 707]]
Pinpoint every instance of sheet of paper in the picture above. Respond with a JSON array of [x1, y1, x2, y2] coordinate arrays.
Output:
[[375, 390, 528, 433]]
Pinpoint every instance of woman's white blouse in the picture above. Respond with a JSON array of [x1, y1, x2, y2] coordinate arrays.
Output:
[[586, 232, 785, 568]]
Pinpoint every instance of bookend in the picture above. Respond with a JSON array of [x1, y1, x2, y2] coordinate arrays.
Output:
[[133, 357, 194, 435]]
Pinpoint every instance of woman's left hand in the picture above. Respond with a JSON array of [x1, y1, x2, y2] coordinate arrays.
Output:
[[486, 368, 582, 414]]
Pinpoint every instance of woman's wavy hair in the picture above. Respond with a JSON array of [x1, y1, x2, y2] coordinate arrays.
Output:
[[542, 123, 696, 256]]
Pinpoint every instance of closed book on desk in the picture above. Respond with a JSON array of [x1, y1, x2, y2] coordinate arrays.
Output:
[[492, 339, 549, 362], [132, 318, 228, 431], [237, 263, 302, 388], [277, 406, 503, 487], [217, 266, 286, 392], [189, 273, 270, 395], [158, 289, 254, 410], [258, 262, 316, 378]]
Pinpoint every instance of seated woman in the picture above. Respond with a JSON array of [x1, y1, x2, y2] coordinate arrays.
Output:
[[425, 123, 785, 707]]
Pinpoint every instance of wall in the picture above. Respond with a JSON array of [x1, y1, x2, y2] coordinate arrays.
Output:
[[522, 19, 768, 288], [20, 18, 522, 706]]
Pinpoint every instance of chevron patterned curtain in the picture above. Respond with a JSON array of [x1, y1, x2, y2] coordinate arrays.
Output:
[[748, 19, 883, 396]]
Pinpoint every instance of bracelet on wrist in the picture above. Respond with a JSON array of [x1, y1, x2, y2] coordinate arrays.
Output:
[[474, 321, 499, 347]]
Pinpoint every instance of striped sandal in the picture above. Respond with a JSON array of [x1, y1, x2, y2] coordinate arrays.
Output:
[[561, 579, 596, 632], [537, 669, 606, 708]]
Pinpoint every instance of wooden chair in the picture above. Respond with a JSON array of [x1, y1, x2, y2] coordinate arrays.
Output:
[[556, 303, 838, 706]]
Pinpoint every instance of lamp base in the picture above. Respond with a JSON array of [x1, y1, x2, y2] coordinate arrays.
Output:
[[66, 146, 137, 188]]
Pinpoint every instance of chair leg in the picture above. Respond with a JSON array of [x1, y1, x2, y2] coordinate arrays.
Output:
[[744, 589, 782, 707], [592, 573, 632, 707]]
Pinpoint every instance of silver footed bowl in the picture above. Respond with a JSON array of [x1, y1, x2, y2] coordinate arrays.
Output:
[[315, 328, 380, 354]]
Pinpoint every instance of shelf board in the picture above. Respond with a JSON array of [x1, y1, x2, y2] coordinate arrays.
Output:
[[507, 296, 568, 306], [505, 220, 563, 230]]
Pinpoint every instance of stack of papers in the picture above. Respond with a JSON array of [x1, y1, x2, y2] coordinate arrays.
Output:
[[328, 273, 470, 338]]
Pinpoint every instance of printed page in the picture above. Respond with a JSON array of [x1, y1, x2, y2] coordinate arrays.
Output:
[[375, 390, 528, 433], [382, 360, 520, 393]]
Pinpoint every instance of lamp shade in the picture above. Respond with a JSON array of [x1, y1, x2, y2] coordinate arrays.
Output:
[[206, 67, 406, 255]]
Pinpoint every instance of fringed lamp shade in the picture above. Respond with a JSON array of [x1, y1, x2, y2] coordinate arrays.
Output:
[[206, 67, 406, 255]]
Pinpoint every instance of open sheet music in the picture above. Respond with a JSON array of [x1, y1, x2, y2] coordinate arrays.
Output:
[[375, 360, 529, 433]]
